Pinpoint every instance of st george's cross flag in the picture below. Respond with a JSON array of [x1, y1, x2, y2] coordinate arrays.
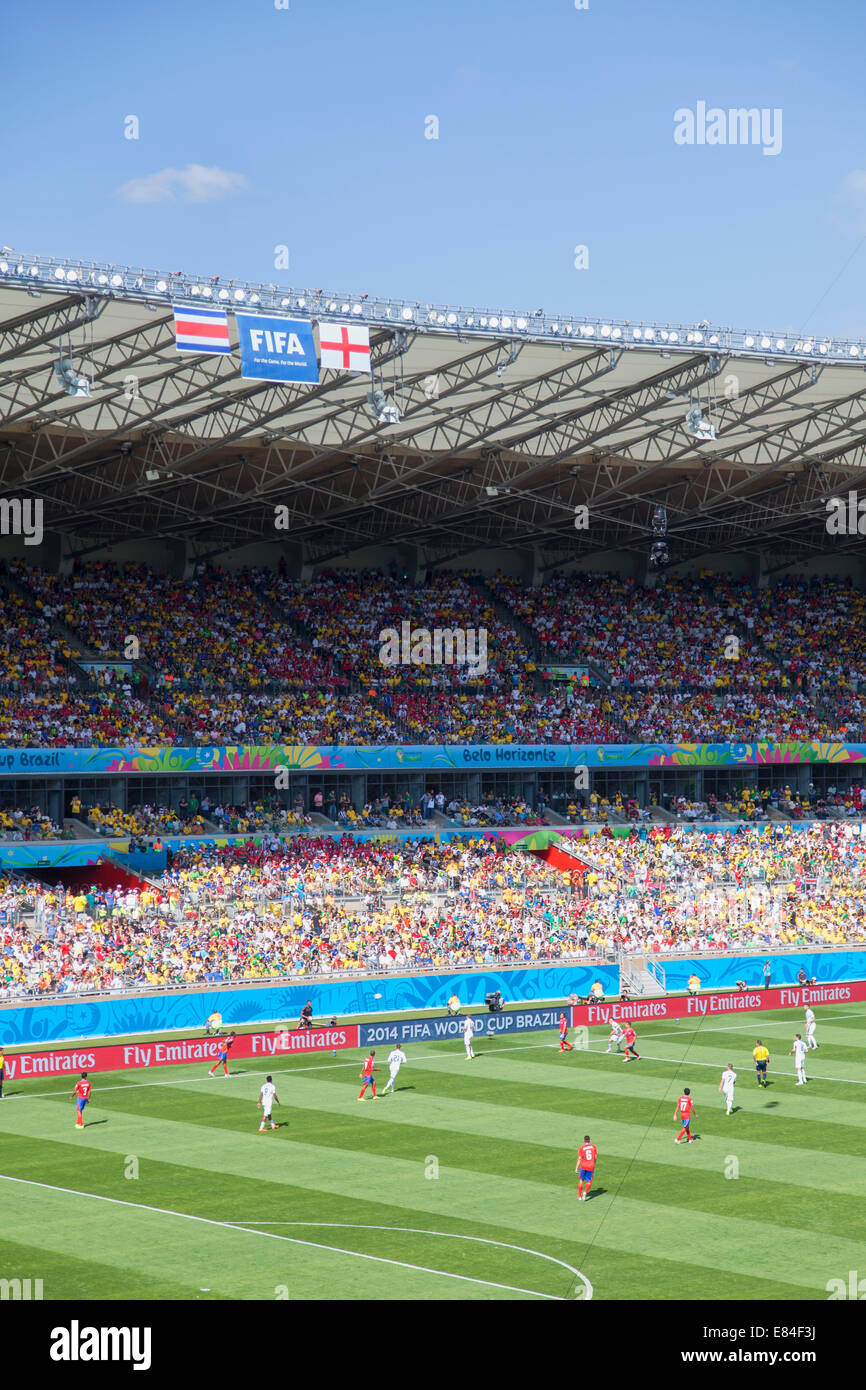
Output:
[[318, 321, 371, 374], [172, 304, 232, 354]]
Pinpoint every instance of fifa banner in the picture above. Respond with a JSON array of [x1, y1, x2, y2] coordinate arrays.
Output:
[[236, 312, 319, 383], [0, 1025, 359, 1081], [571, 979, 866, 1029], [359, 1005, 564, 1048]]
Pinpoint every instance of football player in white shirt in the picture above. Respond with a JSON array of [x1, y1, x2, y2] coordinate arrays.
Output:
[[463, 1016, 476, 1059], [804, 1006, 818, 1049], [718, 1062, 737, 1114], [605, 1020, 625, 1054], [258, 1075, 280, 1131], [789, 1033, 808, 1085], [382, 1045, 407, 1094]]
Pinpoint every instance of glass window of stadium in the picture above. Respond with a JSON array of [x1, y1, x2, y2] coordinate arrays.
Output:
[[591, 770, 647, 804], [809, 765, 862, 796], [364, 775, 424, 808], [421, 773, 470, 804], [0, 778, 63, 823], [69, 777, 120, 812], [124, 776, 181, 808], [647, 771, 699, 804], [702, 767, 807, 803], [477, 771, 535, 803]]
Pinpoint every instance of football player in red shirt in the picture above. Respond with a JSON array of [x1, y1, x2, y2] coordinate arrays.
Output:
[[622, 1024, 640, 1062], [558, 1013, 573, 1052], [673, 1087, 696, 1143], [208, 1033, 236, 1077], [72, 1072, 92, 1129], [575, 1135, 597, 1201], [358, 1051, 378, 1100]]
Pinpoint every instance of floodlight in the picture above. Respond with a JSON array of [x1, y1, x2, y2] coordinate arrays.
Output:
[[366, 389, 401, 425], [54, 357, 91, 398], [684, 405, 716, 441]]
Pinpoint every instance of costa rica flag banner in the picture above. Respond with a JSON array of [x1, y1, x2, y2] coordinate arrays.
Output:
[[172, 304, 231, 354], [236, 312, 319, 382], [318, 321, 371, 373]]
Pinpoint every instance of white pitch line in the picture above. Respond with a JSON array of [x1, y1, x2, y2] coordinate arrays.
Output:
[[592, 1050, 866, 1086], [639, 1011, 866, 1043], [224, 1220, 591, 1300], [0, 1174, 579, 1301], [0, 1041, 556, 1103], [2, 1017, 865, 1102]]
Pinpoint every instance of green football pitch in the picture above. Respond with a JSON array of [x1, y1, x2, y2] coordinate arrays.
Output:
[[1, 1005, 864, 1302]]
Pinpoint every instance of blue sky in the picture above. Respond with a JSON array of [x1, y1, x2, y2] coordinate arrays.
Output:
[[4, 0, 866, 336]]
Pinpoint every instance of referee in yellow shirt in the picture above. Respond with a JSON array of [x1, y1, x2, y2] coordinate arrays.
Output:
[[753, 1039, 770, 1088]]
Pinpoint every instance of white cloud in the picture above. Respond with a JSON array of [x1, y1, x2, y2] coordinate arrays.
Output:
[[840, 170, 866, 198], [118, 163, 247, 204]]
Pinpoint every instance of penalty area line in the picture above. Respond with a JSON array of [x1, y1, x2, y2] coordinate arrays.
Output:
[[0, 1173, 586, 1301]]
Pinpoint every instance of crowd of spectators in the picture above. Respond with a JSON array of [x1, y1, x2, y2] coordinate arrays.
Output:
[[2, 563, 866, 745], [0, 806, 65, 839], [2, 823, 866, 1001]]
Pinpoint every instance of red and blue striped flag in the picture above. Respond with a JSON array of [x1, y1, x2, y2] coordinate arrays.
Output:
[[172, 304, 231, 354]]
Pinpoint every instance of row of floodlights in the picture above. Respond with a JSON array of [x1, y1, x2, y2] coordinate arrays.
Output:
[[0, 258, 857, 357]]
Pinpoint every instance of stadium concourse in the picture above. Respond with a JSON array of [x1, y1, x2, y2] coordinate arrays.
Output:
[[2, 821, 866, 1002]]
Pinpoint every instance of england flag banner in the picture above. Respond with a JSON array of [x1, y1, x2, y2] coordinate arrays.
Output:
[[172, 304, 231, 354], [236, 312, 319, 383], [318, 321, 372, 374]]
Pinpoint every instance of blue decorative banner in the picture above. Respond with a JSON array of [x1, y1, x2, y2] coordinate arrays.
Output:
[[1, 741, 866, 776], [235, 312, 319, 382], [358, 1005, 567, 1047]]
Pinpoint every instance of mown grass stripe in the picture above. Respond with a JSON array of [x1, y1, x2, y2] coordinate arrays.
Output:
[[1, 1099, 864, 1290]]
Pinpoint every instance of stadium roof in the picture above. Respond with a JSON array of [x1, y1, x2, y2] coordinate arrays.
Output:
[[2, 251, 866, 571]]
